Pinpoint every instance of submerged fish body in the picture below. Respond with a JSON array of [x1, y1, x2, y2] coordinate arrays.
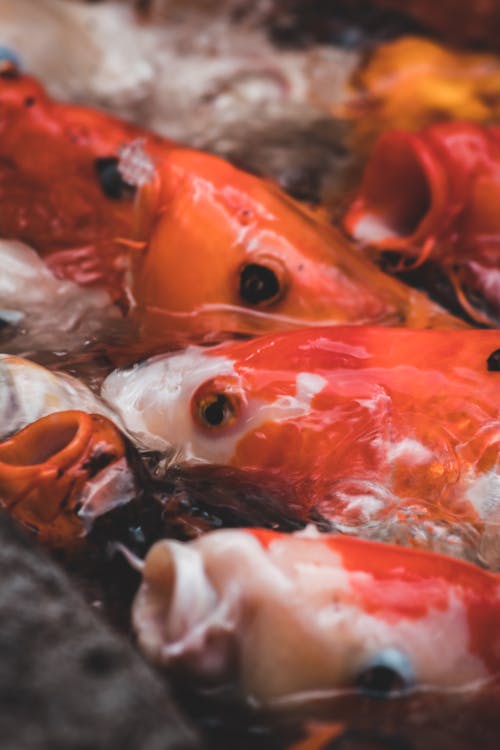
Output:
[[344, 122, 500, 325], [0, 410, 135, 547], [129, 146, 464, 342], [0, 69, 171, 298], [0, 354, 114, 439], [132, 527, 500, 708], [102, 326, 500, 554]]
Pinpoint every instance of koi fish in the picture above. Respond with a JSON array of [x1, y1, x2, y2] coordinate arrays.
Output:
[[344, 122, 500, 325], [102, 326, 500, 563], [339, 37, 500, 153], [370, 0, 500, 45], [0, 67, 463, 337], [0, 354, 114, 439], [0, 410, 136, 547], [131, 527, 500, 709], [0, 67, 172, 299], [128, 145, 465, 344]]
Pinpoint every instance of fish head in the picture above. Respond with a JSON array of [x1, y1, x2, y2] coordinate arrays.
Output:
[[101, 329, 356, 475], [132, 529, 499, 708], [0, 410, 136, 546], [129, 147, 460, 341]]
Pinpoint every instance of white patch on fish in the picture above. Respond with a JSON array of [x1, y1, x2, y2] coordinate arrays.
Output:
[[351, 214, 396, 242], [385, 438, 434, 464], [102, 349, 327, 463], [465, 470, 500, 520]]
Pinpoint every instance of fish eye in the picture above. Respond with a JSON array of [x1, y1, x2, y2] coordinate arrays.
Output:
[[238, 260, 287, 307], [354, 649, 414, 699], [487, 349, 500, 371], [191, 378, 244, 431], [94, 156, 136, 200]]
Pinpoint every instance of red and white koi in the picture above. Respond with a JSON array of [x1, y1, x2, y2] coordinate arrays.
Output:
[[131, 527, 500, 709], [102, 327, 500, 562]]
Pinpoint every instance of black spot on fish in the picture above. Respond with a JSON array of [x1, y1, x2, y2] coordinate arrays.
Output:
[[487, 349, 500, 371]]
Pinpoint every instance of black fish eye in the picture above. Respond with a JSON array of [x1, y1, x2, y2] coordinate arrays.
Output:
[[198, 393, 235, 428], [94, 156, 136, 200], [239, 263, 282, 306], [355, 649, 414, 699], [487, 349, 500, 372]]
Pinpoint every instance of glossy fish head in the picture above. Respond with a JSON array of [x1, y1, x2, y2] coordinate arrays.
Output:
[[0, 410, 136, 546], [101, 335, 333, 470], [101, 324, 500, 468], [129, 147, 463, 341], [132, 528, 500, 709], [102, 345, 256, 462]]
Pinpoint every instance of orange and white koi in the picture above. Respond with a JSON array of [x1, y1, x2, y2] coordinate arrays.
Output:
[[127, 145, 465, 343], [102, 326, 500, 561], [131, 527, 500, 709]]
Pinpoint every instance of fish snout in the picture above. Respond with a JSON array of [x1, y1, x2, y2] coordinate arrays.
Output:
[[0, 410, 133, 546], [133, 539, 236, 679]]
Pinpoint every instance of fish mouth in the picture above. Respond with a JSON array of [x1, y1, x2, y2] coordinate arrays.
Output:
[[0, 411, 85, 470], [345, 131, 446, 249]]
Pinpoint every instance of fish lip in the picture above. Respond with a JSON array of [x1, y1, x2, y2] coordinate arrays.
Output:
[[345, 130, 448, 250]]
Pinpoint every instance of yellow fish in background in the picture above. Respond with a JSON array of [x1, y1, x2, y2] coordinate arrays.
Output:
[[337, 37, 500, 154]]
